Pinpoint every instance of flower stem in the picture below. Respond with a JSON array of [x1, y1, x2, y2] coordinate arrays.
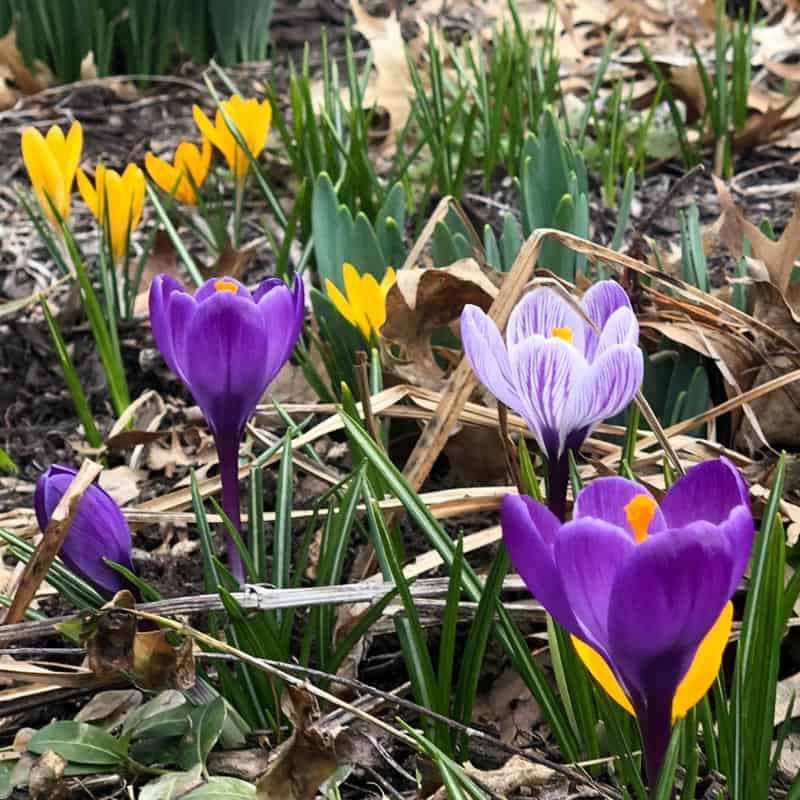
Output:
[[215, 432, 245, 583], [546, 450, 571, 522], [638, 698, 673, 798]]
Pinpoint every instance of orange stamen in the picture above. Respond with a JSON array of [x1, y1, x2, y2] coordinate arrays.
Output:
[[624, 494, 657, 544], [551, 326, 573, 343], [214, 279, 239, 293]]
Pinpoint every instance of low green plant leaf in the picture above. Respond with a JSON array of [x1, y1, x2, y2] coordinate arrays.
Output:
[[27, 721, 127, 765], [183, 777, 256, 798], [177, 697, 227, 770]]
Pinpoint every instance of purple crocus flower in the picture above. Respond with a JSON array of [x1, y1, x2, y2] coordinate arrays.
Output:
[[149, 274, 305, 581], [35, 465, 136, 598], [501, 458, 754, 790], [460, 281, 643, 519]]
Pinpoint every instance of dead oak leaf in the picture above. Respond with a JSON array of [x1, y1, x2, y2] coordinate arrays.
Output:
[[256, 685, 340, 800], [350, 0, 413, 137], [381, 258, 498, 389], [428, 755, 554, 800], [712, 175, 800, 293]]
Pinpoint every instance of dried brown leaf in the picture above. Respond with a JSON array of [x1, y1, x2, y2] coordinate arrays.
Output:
[[350, 0, 413, 137], [28, 751, 67, 800], [74, 689, 143, 728], [133, 230, 180, 315], [428, 755, 555, 800], [713, 175, 800, 292], [382, 258, 498, 388], [256, 685, 340, 800]]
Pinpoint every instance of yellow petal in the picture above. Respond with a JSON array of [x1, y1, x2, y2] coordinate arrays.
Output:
[[76, 167, 98, 219], [214, 106, 241, 178], [177, 141, 208, 203], [244, 98, 271, 159], [380, 267, 396, 296], [145, 152, 180, 197], [571, 636, 634, 715], [200, 135, 212, 174], [21, 127, 66, 223], [361, 273, 387, 337], [672, 601, 733, 719], [572, 600, 733, 723], [125, 164, 146, 234], [63, 122, 83, 189], [192, 105, 223, 155], [325, 279, 357, 327], [342, 263, 371, 339], [103, 169, 128, 261]]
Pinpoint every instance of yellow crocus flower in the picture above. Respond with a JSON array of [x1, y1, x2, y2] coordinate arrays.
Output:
[[20, 121, 83, 226], [192, 96, 271, 183], [145, 138, 211, 205], [77, 163, 146, 263], [325, 263, 396, 341]]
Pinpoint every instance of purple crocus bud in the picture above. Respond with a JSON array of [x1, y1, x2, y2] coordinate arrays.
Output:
[[501, 458, 754, 789], [148, 274, 305, 581], [460, 280, 643, 519], [35, 465, 136, 598]]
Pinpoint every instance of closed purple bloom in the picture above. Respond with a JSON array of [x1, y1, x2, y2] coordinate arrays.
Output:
[[502, 458, 754, 788], [35, 465, 135, 598], [149, 274, 304, 442], [460, 281, 643, 463], [149, 274, 304, 582]]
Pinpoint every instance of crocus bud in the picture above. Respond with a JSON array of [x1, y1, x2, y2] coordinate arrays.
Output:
[[35, 465, 136, 597], [149, 274, 305, 581]]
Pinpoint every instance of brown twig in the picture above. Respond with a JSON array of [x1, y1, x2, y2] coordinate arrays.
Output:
[[497, 403, 522, 490]]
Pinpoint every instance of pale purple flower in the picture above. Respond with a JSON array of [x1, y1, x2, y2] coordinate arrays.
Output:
[[460, 281, 643, 466]]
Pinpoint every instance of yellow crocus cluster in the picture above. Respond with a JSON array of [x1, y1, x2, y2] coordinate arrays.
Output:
[[192, 96, 272, 183], [145, 138, 211, 205], [325, 263, 396, 342], [77, 164, 146, 263], [20, 122, 83, 226], [20, 95, 270, 261]]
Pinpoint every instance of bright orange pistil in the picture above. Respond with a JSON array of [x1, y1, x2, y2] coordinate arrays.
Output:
[[551, 326, 573, 343], [215, 279, 239, 293], [624, 494, 657, 544]]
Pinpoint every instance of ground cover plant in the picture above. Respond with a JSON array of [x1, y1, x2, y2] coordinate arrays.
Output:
[[2, 0, 800, 798]]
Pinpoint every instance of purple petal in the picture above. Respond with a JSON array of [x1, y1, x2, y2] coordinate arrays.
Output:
[[507, 289, 586, 355], [258, 281, 304, 384], [581, 281, 632, 361], [564, 344, 643, 436], [164, 290, 197, 384], [149, 274, 187, 378], [501, 494, 581, 636], [581, 280, 632, 329], [509, 334, 585, 459], [554, 518, 635, 654], [181, 290, 271, 438], [460, 305, 521, 413], [195, 276, 252, 303], [573, 477, 666, 540], [719, 506, 755, 597], [35, 465, 134, 597], [660, 458, 750, 528], [607, 523, 734, 703], [253, 277, 285, 303], [660, 459, 754, 596], [597, 307, 640, 353]]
